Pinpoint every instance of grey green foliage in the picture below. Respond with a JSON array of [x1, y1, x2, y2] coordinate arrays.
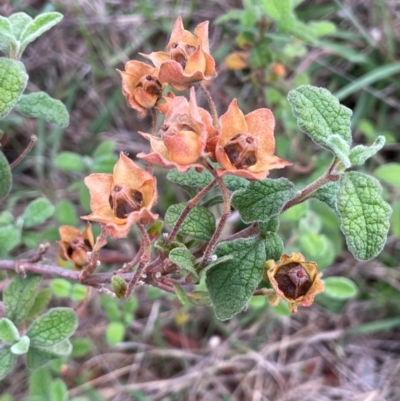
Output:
[[326, 134, 351, 168], [264, 233, 284, 261], [259, 216, 280, 234], [206, 238, 266, 320], [0, 224, 21, 257], [15, 92, 70, 127], [231, 178, 295, 223], [174, 285, 190, 305], [0, 151, 12, 200], [0, 16, 15, 54], [8, 12, 33, 40], [0, 347, 17, 380], [349, 135, 385, 166], [167, 168, 213, 189], [54, 152, 85, 172], [0, 57, 28, 119], [374, 163, 400, 188], [165, 203, 216, 241], [22, 197, 55, 228], [323, 277, 358, 299], [10, 336, 30, 355], [26, 339, 72, 369], [0, 318, 20, 344], [337, 172, 391, 260], [312, 181, 340, 212], [169, 247, 199, 281]]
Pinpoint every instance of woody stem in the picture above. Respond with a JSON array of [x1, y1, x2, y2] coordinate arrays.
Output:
[[166, 177, 217, 245], [126, 223, 151, 296], [10, 135, 37, 169], [201, 163, 231, 267], [151, 107, 157, 136], [199, 82, 219, 129]]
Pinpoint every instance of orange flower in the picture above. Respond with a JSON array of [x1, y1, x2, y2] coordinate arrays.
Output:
[[138, 87, 210, 171], [215, 99, 291, 180], [81, 152, 158, 238], [117, 60, 170, 117], [140, 16, 216, 90], [58, 223, 94, 270], [264, 253, 325, 313]]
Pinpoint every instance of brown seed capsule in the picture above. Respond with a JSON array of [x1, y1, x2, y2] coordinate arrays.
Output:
[[170, 42, 197, 68], [138, 74, 163, 96], [223, 133, 257, 169], [109, 184, 144, 219], [274, 262, 312, 300]]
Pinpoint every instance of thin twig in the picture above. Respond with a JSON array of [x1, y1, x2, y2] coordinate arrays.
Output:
[[10, 135, 37, 169], [199, 82, 219, 129], [151, 107, 158, 136]]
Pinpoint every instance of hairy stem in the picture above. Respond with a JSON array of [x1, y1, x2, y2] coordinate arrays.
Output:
[[151, 107, 158, 136], [199, 82, 219, 129]]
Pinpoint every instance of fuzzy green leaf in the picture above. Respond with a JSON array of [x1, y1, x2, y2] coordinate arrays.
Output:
[[260, 0, 296, 31], [50, 379, 68, 401], [22, 197, 55, 228], [167, 168, 213, 189], [0, 318, 20, 344], [54, 151, 85, 172], [337, 171, 391, 260], [231, 178, 295, 223], [27, 288, 53, 319], [0, 347, 17, 380], [349, 135, 385, 166], [188, 291, 211, 306], [0, 151, 12, 200], [106, 322, 125, 346], [374, 163, 400, 188], [391, 200, 400, 239], [10, 335, 30, 355], [288, 85, 353, 153], [206, 238, 266, 320], [312, 181, 340, 212], [169, 247, 199, 281], [259, 216, 280, 234], [20, 12, 63, 49], [15, 92, 70, 127], [111, 275, 127, 298], [26, 339, 72, 369], [4, 275, 41, 324], [0, 224, 21, 257], [0, 16, 15, 54], [264, 233, 284, 261], [165, 203, 216, 241], [323, 277, 357, 299], [0, 57, 28, 119], [326, 134, 351, 168], [27, 307, 77, 347], [222, 175, 249, 191], [173, 285, 189, 305], [8, 12, 33, 40]]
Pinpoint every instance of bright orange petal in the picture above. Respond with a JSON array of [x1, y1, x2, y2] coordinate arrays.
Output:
[[186, 48, 206, 75], [218, 99, 248, 146]]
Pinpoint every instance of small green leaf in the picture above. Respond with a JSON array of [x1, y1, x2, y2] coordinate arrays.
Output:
[[111, 275, 128, 298], [8, 12, 33, 40], [70, 284, 87, 302], [22, 197, 55, 228], [50, 278, 72, 297], [70, 338, 92, 358], [0, 57, 28, 119], [288, 85, 353, 153], [54, 199, 78, 226], [0, 318, 20, 344], [26, 339, 72, 369], [323, 277, 357, 299], [0, 223, 20, 257], [10, 335, 30, 355], [391, 199, 400, 239], [15, 92, 70, 127], [231, 178, 296, 223], [4, 275, 41, 324], [106, 322, 125, 346], [222, 175, 249, 191], [260, 0, 296, 31], [308, 21, 336, 37], [259, 216, 280, 234], [50, 379, 68, 401], [188, 291, 211, 306], [165, 203, 216, 241], [92, 139, 115, 158], [167, 168, 214, 189], [349, 135, 385, 166], [206, 238, 266, 320], [374, 163, 400, 188], [0, 347, 17, 380], [264, 233, 284, 261], [326, 134, 351, 168], [169, 247, 199, 281], [337, 172, 391, 260], [27, 288, 53, 319], [312, 181, 339, 212], [29, 366, 51, 397], [54, 151, 85, 172], [20, 12, 63, 49], [0, 16, 15, 54], [27, 307, 78, 347], [173, 285, 189, 305], [0, 211, 14, 226]]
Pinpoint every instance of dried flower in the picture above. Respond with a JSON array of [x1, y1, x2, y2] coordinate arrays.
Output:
[[81, 152, 158, 238], [265, 252, 325, 313], [215, 99, 291, 180], [140, 16, 216, 90], [138, 87, 209, 171], [58, 223, 94, 270]]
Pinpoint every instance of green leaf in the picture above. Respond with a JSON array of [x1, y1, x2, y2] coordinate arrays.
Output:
[[50, 379, 68, 401], [111, 275, 128, 298], [0, 318, 20, 344], [26, 339, 72, 369], [0, 57, 28, 119], [311, 181, 339, 212], [50, 278, 72, 297], [0, 16, 15, 54], [188, 291, 211, 306], [54, 199, 78, 226], [308, 21, 336, 37], [231, 178, 295, 223], [106, 322, 125, 346], [29, 366, 51, 397], [4, 275, 41, 324], [173, 285, 189, 305], [349, 136, 385, 166], [0, 347, 17, 380], [337, 172, 391, 260], [70, 338, 92, 358], [15, 92, 70, 127], [8, 12, 33, 40], [54, 151, 85, 172], [27, 307, 78, 347], [206, 238, 266, 320], [347, 317, 400, 335], [167, 168, 214, 189], [27, 288, 53, 319], [391, 199, 400, 239], [326, 134, 351, 168], [0, 224, 21, 256], [70, 284, 88, 302], [222, 175, 249, 191], [10, 335, 30, 355], [22, 197, 55, 228], [260, 0, 296, 31], [20, 12, 63, 49], [169, 247, 199, 281], [165, 203, 216, 241], [92, 139, 115, 158], [0, 211, 14, 226], [288, 85, 353, 154], [323, 277, 357, 299], [374, 163, 400, 188], [259, 216, 280, 234], [264, 233, 284, 261]]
